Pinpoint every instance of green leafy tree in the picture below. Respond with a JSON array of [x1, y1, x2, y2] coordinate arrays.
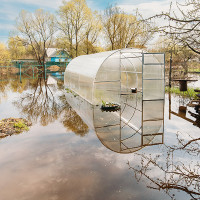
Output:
[[58, 0, 92, 57], [103, 6, 154, 50]]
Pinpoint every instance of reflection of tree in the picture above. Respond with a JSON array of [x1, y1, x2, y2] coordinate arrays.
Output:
[[13, 78, 89, 136], [128, 131, 200, 200], [0, 80, 9, 93], [14, 78, 67, 126], [0, 80, 9, 102], [0, 77, 33, 103], [62, 108, 89, 137]]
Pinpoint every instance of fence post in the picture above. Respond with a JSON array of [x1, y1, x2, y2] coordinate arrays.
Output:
[[19, 62, 22, 83], [44, 63, 46, 80], [32, 66, 34, 79]]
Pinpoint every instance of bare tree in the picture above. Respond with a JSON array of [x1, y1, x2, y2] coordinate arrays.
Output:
[[16, 9, 57, 68], [149, 0, 200, 54]]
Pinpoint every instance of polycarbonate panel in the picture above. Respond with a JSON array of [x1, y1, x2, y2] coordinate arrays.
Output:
[[78, 75, 93, 103], [143, 64, 164, 79], [70, 72, 79, 90], [143, 120, 163, 135], [93, 81, 120, 105], [121, 72, 128, 92], [121, 92, 142, 111], [143, 53, 164, 64], [121, 72, 138, 92], [137, 73, 142, 91], [152, 54, 165, 64], [121, 133, 141, 149], [121, 107, 142, 130], [65, 50, 119, 79], [95, 70, 120, 82], [93, 107, 120, 128], [143, 134, 163, 145], [95, 52, 120, 82], [143, 80, 164, 100], [143, 100, 164, 121], [95, 125, 121, 152], [64, 50, 120, 105], [121, 52, 142, 73], [64, 71, 70, 87], [120, 122, 138, 140]]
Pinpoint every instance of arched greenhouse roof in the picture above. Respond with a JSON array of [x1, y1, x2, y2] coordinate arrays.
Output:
[[66, 49, 120, 78]]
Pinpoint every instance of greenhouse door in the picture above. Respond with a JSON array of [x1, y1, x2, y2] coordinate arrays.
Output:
[[119, 50, 143, 152], [142, 53, 165, 146]]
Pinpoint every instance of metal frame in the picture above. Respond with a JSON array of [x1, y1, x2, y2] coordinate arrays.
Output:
[[142, 52, 165, 146]]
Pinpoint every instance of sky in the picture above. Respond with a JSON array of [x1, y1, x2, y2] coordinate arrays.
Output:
[[0, 0, 180, 44]]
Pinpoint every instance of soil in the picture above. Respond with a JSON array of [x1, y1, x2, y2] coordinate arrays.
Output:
[[0, 118, 32, 138]]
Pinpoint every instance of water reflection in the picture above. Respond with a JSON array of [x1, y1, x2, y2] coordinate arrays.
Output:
[[1, 78, 87, 139], [126, 92, 200, 200], [1, 74, 165, 151], [62, 108, 89, 136], [10, 76, 164, 153], [168, 92, 200, 128], [65, 91, 164, 153], [0, 75, 200, 200], [128, 130, 200, 199], [12, 78, 65, 126]]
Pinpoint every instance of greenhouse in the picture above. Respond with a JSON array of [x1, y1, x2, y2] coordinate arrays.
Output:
[[64, 48, 165, 153], [64, 48, 165, 105]]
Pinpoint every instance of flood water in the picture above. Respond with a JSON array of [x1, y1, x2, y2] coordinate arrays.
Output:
[[0, 75, 199, 200]]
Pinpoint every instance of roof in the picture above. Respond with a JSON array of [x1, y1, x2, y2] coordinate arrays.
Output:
[[65, 48, 144, 79], [46, 48, 69, 58], [66, 50, 119, 78]]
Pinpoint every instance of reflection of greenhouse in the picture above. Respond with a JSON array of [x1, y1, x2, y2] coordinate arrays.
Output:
[[64, 48, 165, 153]]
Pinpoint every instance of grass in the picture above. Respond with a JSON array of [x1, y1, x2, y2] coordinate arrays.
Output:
[[165, 86, 200, 99], [188, 68, 200, 73], [14, 121, 29, 132]]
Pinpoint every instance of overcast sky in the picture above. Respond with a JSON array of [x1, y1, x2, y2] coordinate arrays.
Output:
[[0, 0, 181, 44]]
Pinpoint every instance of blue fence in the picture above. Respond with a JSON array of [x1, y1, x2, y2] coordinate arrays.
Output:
[[0, 61, 69, 82]]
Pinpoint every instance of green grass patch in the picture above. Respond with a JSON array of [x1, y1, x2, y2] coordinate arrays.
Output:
[[188, 68, 200, 73], [14, 121, 29, 132], [165, 86, 200, 99]]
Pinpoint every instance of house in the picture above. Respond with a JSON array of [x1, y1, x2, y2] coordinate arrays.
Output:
[[46, 48, 71, 63]]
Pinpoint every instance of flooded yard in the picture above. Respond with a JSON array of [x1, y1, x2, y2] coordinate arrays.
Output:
[[0, 75, 199, 200]]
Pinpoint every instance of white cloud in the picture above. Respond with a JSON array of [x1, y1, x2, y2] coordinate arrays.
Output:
[[118, 0, 187, 19], [118, 0, 171, 18]]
